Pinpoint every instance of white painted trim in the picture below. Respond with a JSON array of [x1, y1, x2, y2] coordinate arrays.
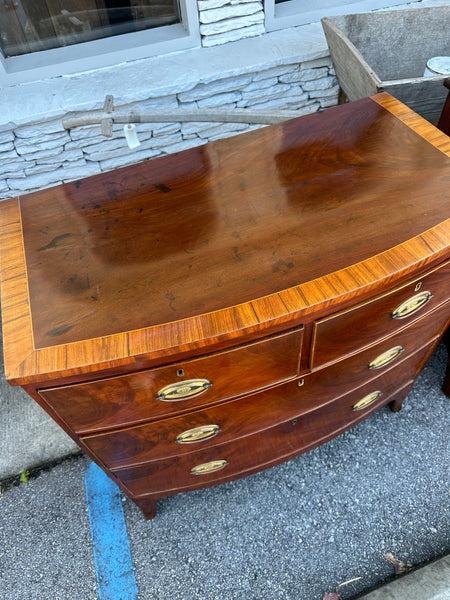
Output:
[[264, 0, 421, 31], [0, 2, 200, 87]]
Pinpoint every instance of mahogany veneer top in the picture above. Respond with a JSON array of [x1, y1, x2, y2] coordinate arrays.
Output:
[[0, 93, 449, 385]]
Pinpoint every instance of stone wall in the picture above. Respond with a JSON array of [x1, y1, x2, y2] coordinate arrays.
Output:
[[0, 0, 431, 200], [198, 0, 265, 46], [0, 55, 338, 200]]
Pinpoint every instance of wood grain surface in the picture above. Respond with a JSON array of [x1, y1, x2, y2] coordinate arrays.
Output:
[[113, 341, 434, 498], [82, 304, 449, 468], [1, 92, 449, 519], [39, 327, 302, 433], [0, 93, 449, 386], [311, 261, 450, 368]]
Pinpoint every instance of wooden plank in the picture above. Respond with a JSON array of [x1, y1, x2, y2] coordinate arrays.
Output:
[[321, 16, 380, 100]]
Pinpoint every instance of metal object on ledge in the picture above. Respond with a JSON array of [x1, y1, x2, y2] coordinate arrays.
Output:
[[62, 95, 303, 137]]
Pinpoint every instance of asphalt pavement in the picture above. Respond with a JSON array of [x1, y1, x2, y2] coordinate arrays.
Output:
[[0, 342, 448, 600]]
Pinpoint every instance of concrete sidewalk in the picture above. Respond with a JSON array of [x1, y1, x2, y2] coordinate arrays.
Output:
[[0, 329, 79, 481], [359, 554, 450, 600], [0, 337, 448, 599]]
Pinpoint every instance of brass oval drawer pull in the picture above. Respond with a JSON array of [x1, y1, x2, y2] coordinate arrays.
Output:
[[176, 424, 220, 444], [369, 345, 404, 370], [157, 379, 212, 401], [391, 291, 432, 319], [353, 390, 382, 411], [191, 459, 228, 475]]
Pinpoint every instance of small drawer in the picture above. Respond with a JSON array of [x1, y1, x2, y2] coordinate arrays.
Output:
[[39, 327, 302, 433], [306, 301, 448, 396], [82, 308, 448, 469], [114, 346, 425, 498], [311, 260, 450, 368]]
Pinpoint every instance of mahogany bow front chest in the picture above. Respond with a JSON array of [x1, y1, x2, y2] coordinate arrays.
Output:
[[0, 93, 449, 519]]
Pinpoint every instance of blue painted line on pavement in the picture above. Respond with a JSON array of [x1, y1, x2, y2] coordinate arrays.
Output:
[[84, 462, 138, 600]]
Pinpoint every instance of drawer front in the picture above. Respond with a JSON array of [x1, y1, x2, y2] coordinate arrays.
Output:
[[39, 328, 302, 433], [311, 260, 450, 368], [82, 306, 448, 469], [113, 344, 432, 497]]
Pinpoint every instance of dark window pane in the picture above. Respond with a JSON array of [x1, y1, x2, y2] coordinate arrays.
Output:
[[0, 0, 181, 58]]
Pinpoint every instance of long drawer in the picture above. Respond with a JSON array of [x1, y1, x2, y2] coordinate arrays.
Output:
[[311, 260, 450, 368], [82, 304, 448, 468], [39, 327, 302, 433], [113, 343, 433, 497]]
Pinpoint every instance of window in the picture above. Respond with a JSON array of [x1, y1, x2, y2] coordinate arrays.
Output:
[[1, 1, 181, 57], [265, 0, 421, 32], [0, 0, 199, 85]]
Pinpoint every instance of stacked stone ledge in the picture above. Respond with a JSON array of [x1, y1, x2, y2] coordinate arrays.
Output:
[[197, 0, 265, 46], [0, 58, 338, 200]]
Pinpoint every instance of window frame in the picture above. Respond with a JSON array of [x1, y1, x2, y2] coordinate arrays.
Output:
[[264, 0, 421, 32], [0, 1, 200, 87]]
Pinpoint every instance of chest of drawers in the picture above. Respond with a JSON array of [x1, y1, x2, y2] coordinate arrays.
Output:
[[0, 93, 449, 519]]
